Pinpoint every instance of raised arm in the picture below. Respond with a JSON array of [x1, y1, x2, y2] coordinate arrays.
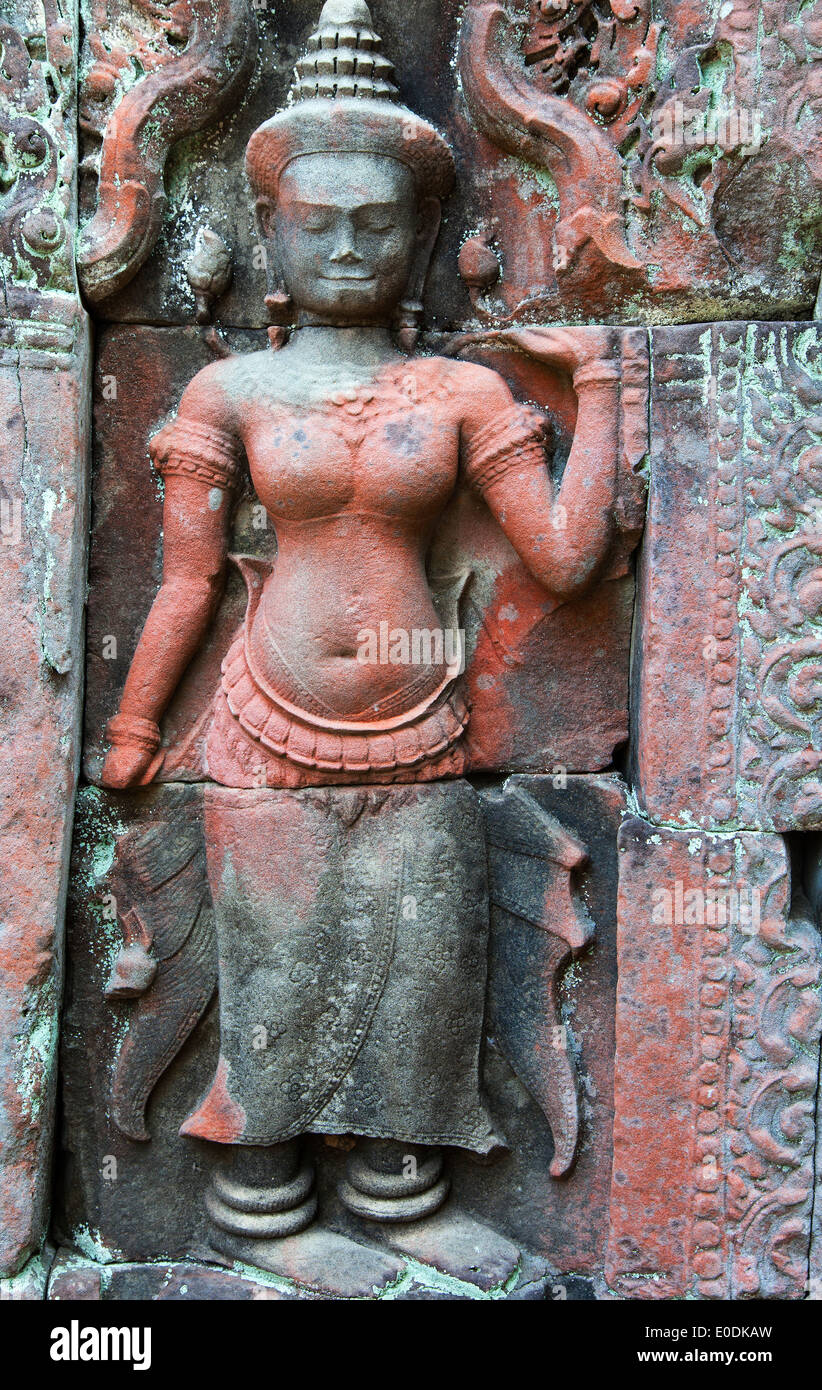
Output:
[[460, 329, 620, 600], [101, 368, 244, 788]]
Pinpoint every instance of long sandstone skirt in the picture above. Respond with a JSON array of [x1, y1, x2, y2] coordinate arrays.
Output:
[[181, 779, 501, 1155]]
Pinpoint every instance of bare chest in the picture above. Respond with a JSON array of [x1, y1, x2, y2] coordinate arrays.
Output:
[[242, 381, 461, 524]]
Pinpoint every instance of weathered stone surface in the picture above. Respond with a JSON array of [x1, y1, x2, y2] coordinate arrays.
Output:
[[67, 0, 647, 1289], [76, 0, 257, 305], [8, 0, 822, 1312], [0, 323, 90, 1276], [482, 776, 596, 1180], [47, 1243, 550, 1299], [607, 818, 822, 1300], [79, 2, 822, 328], [457, 0, 822, 323], [50, 0, 822, 1307], [82, 324, 644, 783], [807, 845, 822, 1304], [474, 774, 625, 1277], [212, 1227, 405, 1298], [447, 330, 647, 773], [47, 1249, 297, 1300], [381, 1211, 520, 1291], [58, 774, 622, 1279], [0, 1244, 55, 1301], [634, 321, 822, 831], [191, 781, 494, 1152], [618, 320, 822, 1305], [0, 2, 90, 1277], [57, 784, 216, 1265], [78, 1, 471, 330]]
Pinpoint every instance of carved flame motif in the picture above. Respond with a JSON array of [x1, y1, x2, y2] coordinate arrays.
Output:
[[77, 0, 256, 302], [459, 0, 822, 310], [459, 2, 644, 280]]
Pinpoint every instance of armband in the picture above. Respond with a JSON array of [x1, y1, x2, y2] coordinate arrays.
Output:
[[150, 416, 245, 492], [572, 359, 620, 390], [462, 404, 546, 495]]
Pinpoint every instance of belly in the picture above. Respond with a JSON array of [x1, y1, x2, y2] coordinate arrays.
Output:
[[249, 518, 453, 718]]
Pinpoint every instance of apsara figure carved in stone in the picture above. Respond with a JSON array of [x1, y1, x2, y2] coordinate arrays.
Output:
[[101, 0, 624, 1270]]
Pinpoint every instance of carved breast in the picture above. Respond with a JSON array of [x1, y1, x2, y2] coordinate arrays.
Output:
[[242, 367, 461, 527]]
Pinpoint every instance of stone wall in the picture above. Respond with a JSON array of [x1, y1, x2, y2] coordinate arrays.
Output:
[[1, 0, 821, 1300]]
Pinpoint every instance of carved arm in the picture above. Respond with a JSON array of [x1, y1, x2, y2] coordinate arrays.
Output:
[[462, 329, 620, 600], [101, 444, 239, 789]]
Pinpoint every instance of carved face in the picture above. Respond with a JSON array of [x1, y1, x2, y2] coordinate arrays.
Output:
[[267, 153, 422, 323]]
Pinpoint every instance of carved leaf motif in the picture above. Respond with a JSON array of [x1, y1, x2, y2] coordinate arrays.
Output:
[[746, 608, 779, 643], [105, 794, 218, 1140], [724, 846, 822, 1298], [459, 3, 642, 276], [482, 781, 594, 1178], [732, 357, 822, 826]]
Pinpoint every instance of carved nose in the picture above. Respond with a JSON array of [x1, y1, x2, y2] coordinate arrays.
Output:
[[331, 246, 361, 264], [330, 225, 361, 264]]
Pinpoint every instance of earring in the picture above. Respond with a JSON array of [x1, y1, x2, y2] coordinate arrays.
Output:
[[394, 298, 423, 354], [265, 288, 294, 350]]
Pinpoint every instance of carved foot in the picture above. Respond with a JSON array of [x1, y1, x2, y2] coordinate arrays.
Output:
[[337, 1139, 450, 1222], [210, 1227, 406, 1297], [382, 1211, 521, 1293]]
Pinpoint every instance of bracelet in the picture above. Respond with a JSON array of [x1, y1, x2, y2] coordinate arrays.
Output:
[[573, 359, 620, 390], [106, 713, 161, 753]]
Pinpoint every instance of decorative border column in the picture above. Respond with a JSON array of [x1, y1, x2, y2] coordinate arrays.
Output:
[[0, 0, 90, 1283], [607, 323, 822, 1299]]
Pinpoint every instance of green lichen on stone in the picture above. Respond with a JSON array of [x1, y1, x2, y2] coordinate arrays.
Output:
[[70, 1223, 118, 1265], [72, 787, 127, 895], [378, 1255, 522, 1301], [0, 1246, 53, 1300], [523, 161, 561, 214], [15, 973, 60, 1126]]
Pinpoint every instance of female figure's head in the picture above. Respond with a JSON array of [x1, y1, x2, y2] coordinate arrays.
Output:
[[245, 0, 455, 345]]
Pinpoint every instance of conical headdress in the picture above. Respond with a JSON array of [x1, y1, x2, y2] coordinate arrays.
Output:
[[245, 1, 455, 202]]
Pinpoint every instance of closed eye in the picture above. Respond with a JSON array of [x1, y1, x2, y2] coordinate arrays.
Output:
[[356, 206, 401, 233]]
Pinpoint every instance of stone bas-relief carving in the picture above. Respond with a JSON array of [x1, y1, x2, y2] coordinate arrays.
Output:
[[80, 320, 646, 782], [459, 0, 822, 321], [634, 323, 822, 831], [3, 0, 822, 1309], [76, 0, 257, 304], [0, 0, 90, 1283], [608, 822, 822, 1300], [69, 0, 643, 1292], [61, 774, 624, 1295], [75, 0, 822, 328]]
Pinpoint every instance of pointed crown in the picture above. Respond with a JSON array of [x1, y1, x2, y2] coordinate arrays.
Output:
[[291, 0, 398, 102], [245, 1, 455, 202]]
